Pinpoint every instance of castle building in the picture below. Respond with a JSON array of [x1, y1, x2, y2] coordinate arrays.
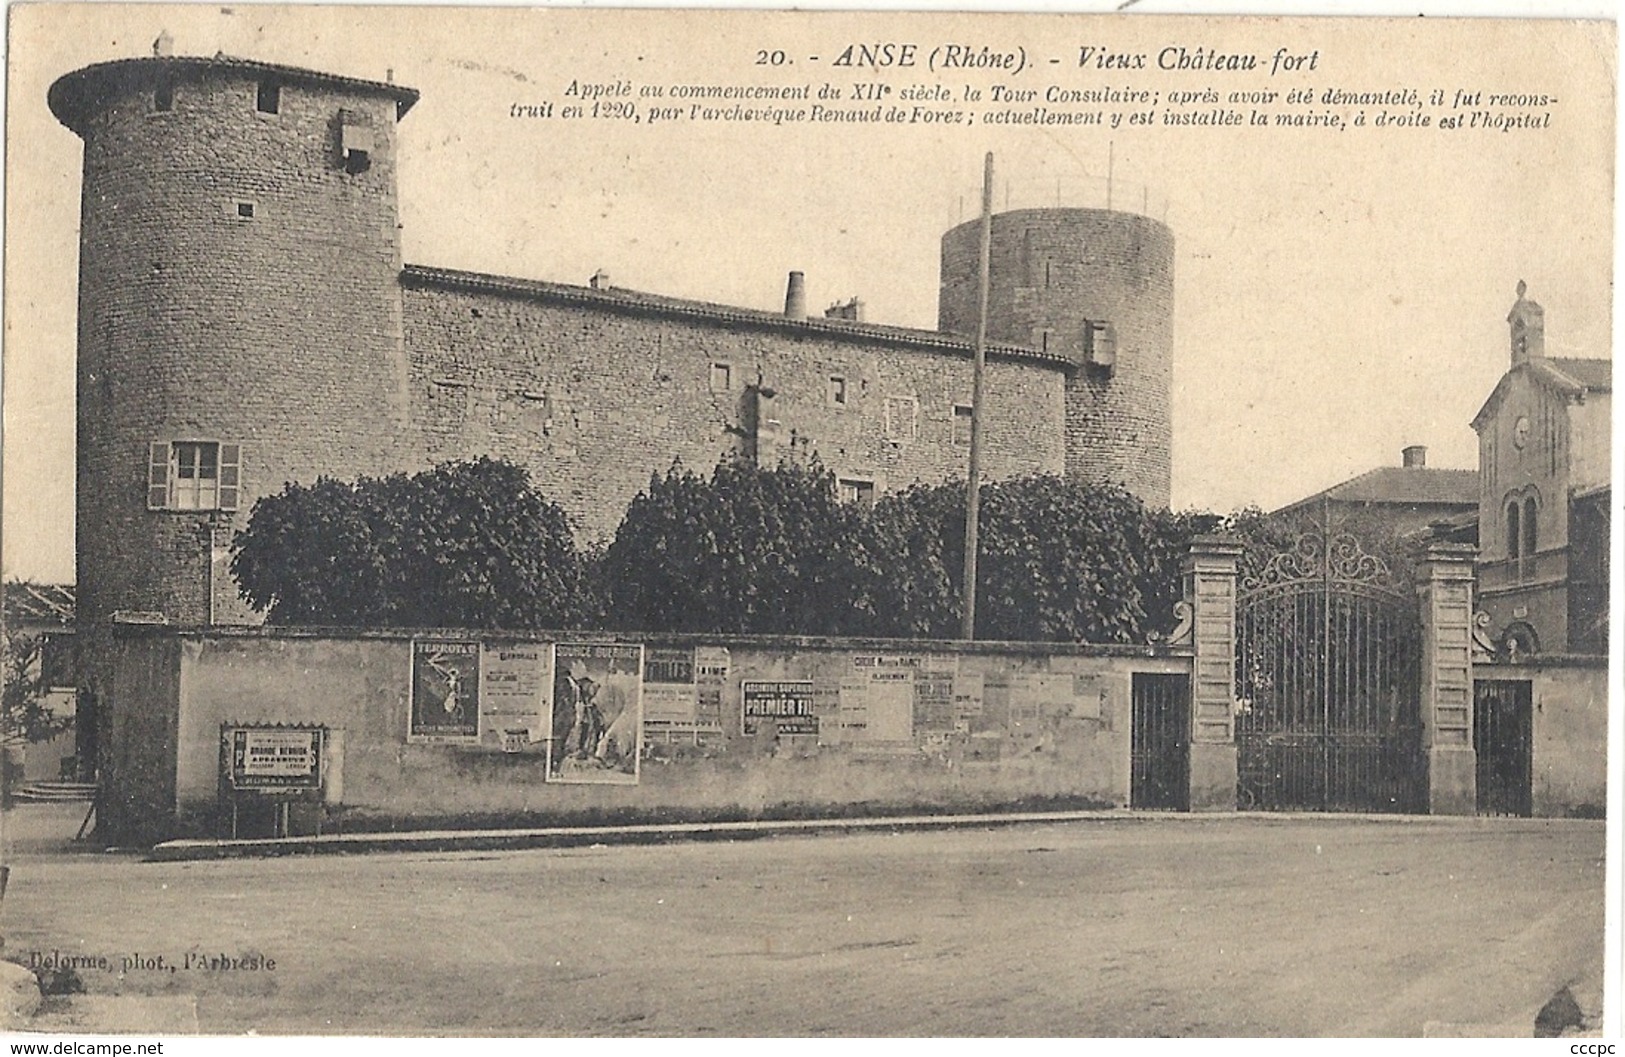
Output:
[[1471, 283, 1611, 655], [50, 53, 1175, 629]]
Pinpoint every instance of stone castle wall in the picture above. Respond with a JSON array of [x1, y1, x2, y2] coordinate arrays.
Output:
[[57, 57, 1173, 627], [402, 273, 1068, 541], [940, 209, 1174, 505], [64, 63, 413, 626]]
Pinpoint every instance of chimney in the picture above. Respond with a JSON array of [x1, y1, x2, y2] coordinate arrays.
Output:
[[1402, 445, 1427, 468], [824, 297, 865, 322], [1507, 279, 1545, 366], [784, 271, 807, 319], [589, 269, 611, 290]]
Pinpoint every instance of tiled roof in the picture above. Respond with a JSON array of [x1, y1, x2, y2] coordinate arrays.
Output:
[[1542, 357, 1612, 392], [50, 55, 419, 134], [1472, 356, 1612, 431], [1275, 466, 1480, 514], [401, 264, 1073, 368], [3, 583, 74, 628]]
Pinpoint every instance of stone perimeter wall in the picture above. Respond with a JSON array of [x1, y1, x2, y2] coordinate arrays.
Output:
[[99, 626, 1190, 844]]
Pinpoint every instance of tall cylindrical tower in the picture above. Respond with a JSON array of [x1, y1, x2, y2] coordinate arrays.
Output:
[[50, 56, 419, 626], [940, 208, 1174, 507]]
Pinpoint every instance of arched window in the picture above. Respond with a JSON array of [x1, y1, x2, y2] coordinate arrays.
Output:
[[1507, 501, 1521, 559], [1523, 496, 1538, 557]]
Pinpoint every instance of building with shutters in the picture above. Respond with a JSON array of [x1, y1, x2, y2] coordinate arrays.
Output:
[[49, 51, 1176, 631]]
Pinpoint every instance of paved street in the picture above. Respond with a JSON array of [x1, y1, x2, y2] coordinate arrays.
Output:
[[0, 804, 1604, 1036]]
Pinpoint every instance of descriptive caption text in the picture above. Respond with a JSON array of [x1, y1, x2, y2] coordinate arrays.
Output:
[[505, 41, 1559, 135]]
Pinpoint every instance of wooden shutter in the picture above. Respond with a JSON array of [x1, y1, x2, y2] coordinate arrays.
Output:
[[147, 442, 170, 509], [218, 444, 242, 511]]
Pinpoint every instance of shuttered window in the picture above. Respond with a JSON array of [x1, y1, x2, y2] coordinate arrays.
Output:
[[146, 440, 242, 512]]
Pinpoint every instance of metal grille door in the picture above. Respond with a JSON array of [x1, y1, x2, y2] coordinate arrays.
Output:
[[1235, 523, 1424, 812], [1475, 679, 1533, 817], [1131, 673, 1189, 810]]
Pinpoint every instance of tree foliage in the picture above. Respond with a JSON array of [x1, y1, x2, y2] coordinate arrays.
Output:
[[599, 458, 878, 635], [604, 464, 1212, 643], [864, 476, 1209, 643], [2, 628, 73, 746], [229, 454, 1260, 643], [232, 457, 586, 628]]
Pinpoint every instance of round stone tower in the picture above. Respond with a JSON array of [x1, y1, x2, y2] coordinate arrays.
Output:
[[939, 208, 1174, 507], [50, 55, 419, 625]]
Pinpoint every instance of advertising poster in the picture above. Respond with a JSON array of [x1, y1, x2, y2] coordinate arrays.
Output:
[[478, 642, 550, 752], [912, 662, 958, 733], [547, 643, 644, 783], [224, 727, 323, 791], [642, 646, 699, 729], [693, 646, 730, 730], [741, 680, 818, 736], [840, 654, 918, 743], [409, 640, 480, 743], [953, 672, 985, 728]]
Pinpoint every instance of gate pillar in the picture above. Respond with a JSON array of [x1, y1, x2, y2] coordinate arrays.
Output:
[[1183, 534, 1243, 811], [1418, 543, 1477, 814]]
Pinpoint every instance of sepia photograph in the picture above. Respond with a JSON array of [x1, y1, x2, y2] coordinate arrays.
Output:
[[0, 1, 1614, 1039]]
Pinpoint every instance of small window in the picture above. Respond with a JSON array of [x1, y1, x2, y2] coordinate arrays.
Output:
[[256, 79, 281, 115], [148, 441, 241, 512], [1083, 320, 1117, 370], [1506, 501, 1521, 560], [883, 396, 918, 443], [340, 116, 374, 174], [828, 376, 848, 407], [1522, 496, 1538, 556], [235, 201, 256, 220], [838, 479, 876, 508], [153, 82, 174, 112], [709, 363, 732, 391], [953, 404, 974, 446]]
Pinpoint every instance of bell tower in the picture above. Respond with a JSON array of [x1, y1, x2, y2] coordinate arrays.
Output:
[[1508, 279, 1545, 366]]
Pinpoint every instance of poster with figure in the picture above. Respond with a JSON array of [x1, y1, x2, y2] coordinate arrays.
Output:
[[547, 643, 644, 783], [408, 640, 480, 743]]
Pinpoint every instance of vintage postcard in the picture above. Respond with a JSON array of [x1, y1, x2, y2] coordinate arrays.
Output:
[[0, 3, 1613, 1040]]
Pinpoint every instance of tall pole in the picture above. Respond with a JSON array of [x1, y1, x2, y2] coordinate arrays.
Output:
[[961, 152, 994, 640]]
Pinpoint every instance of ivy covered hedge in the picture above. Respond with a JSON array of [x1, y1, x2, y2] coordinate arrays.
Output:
[[233, 456, 1241, 642]]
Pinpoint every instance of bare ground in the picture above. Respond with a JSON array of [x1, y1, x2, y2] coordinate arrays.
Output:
[[0, 804, 1604, 1036]]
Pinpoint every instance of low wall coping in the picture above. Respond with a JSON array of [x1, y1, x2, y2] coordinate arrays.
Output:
[[98, 621, 1194, 660], [1474, 653, 1610, 672]]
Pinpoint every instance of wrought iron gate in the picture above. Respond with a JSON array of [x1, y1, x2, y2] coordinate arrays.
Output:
[[1235, 521, 1424, 812], [1474, 679, 1532, 817], [1131, 673, 1189, 810]]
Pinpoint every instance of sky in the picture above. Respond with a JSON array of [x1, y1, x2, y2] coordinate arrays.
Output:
[[2, 3, 1615, 583]]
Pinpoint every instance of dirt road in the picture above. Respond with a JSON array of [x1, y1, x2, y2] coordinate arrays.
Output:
[[0, 807, 1604, 1036]]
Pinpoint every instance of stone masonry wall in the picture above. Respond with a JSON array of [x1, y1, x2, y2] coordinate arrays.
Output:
[[70, 67, 412, 627], [401, 279, 1068, 541], [940, 209, 1174, 506], [99, 625, 1195, 842]]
